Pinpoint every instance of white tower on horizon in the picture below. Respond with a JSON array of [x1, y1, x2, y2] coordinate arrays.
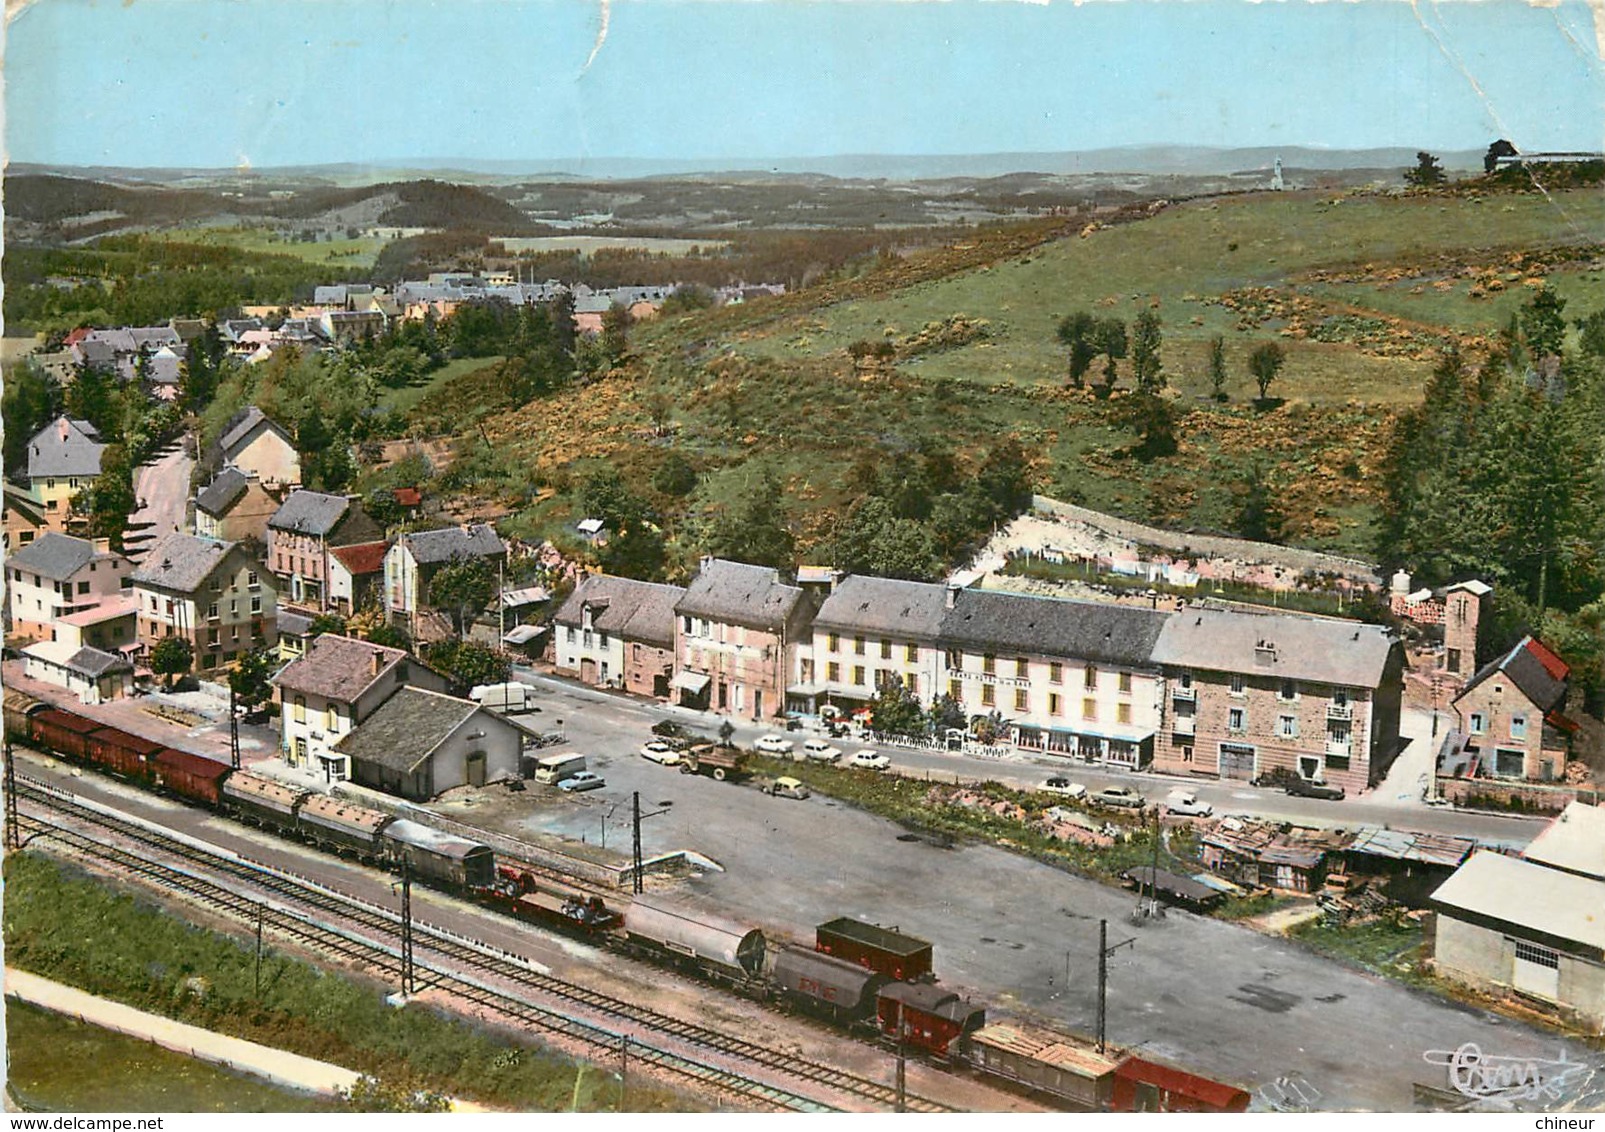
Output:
[[1271, 156, 1285, 191]]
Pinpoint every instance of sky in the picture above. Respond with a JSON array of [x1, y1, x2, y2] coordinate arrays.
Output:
[[5, 0, 1603, 171]]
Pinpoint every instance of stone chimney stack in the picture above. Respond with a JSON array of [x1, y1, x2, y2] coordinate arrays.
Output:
[[371, 649, 385, 676]]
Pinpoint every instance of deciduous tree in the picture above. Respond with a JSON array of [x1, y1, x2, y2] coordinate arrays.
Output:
[[1249, 341, 1286, 401], [150, 636, 194, 691]]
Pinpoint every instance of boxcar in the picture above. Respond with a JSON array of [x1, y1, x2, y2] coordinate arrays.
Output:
[[380, 819, 496, 890], [770, 945, 887, 1023], [815, 917, 933, 982], [966, 1023, 1119, 1111], [1111, 1056, 1251, 1113], [151, 748, 231, 807], [624, 895, 767, 982], [876, 982, 986, 1058], [296, 794, 393, 858], [31, 709, 103, 761], [222, 771, 308, 832], [85, 727, 164, 780], [4, 690, 47, 740]]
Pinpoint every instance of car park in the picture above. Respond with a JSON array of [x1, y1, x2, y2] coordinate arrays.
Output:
[[1091, 785, 1146, 809], [639, 740, 681, 765], [558, 771, 606, 792], [1286, 777, 1346, 800], [803, 739, 843, 763], [767, 776, 811, 800], [1163, 789, 1213, 817], [848, 750, 890, 771], [755, 734, 796, 756], [1041, 777, 1086, 799]]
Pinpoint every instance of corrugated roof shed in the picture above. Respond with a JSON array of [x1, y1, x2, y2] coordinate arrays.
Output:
[[1346, 827, 1475, 869], [1432, 851, 1605, 954]]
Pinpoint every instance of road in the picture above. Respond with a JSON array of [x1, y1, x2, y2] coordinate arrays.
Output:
[[125, 437, 193, 562]]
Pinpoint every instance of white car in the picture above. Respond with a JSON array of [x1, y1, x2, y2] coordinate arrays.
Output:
[[802, 739, 842, 763], [847, 749, 890, 771], [1164, 789, 1213, 817], [754, 734, 796, 756], [1041, 776, 1087, 799], [639, 740, 681, 765]]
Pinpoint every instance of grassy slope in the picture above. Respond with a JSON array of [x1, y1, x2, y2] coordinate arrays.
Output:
[[475, 188, 1601, 562], [184, 226, 393, 269]]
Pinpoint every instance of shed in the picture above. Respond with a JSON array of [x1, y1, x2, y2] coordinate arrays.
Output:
[[1120, 866, 1224, 911]]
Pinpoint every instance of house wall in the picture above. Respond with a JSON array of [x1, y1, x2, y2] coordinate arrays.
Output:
[[269, 529, 331, 606], [135, 553, 278, 673], [228, 426, 301, 489], [384, 546, 419, 615], [421, 711, 523, 795], [1435, 915, 1605, 1032], [280, 689, 357, 772], [197, 481, 279, 543], [802, 628, 943, 708], [56, 612, 137, 654], [675, 609, 799, 721], [555, 622, 627, 687], [624, 640, 676, 698], [29, 473, 95, 513], [1453, 681, 1564, 782], [8, 554, 131, 643]]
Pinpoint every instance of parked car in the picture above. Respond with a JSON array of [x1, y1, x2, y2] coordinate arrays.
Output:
[[767, 776, 811, 800], [1287, 777, 1346, 801], [848, 750, 891, 771], [558, 771, 606, 792], [1091, 785, 1146, 809], [803, 739, 843, 763], [754, 734, 796, 756], [1041, 777, 1087, 799], [639, 740, 681, 765], [1163, 789, 1213, 817]]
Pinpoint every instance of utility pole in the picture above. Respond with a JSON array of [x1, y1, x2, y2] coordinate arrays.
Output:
[[229, 685, 241, 770], [631, 791, 670, 895], [397, 857, 415, 996], [1096, 918, 1136, 1054], [5, 740, 19, 851], [894, 1005, 907, 1113], [618, 1035, 629, 1111], [255, 902, 265, 997]]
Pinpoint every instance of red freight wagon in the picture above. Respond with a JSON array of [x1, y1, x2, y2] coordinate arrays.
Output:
[[1111, 1056, 1252, 1113], [85, 727, 164, 779], [876, 981, 986, 1058], [151, 748, 231, 808], [815, 917, 933, 982], [30, 709, 104, 761]]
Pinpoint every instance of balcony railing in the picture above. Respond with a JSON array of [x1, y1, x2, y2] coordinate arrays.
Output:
[[1171, 685, 1196, 702], [1326, 738, 1353, 757], [1172, 716, 1196, 736], [1327, 703, 1354, 721]]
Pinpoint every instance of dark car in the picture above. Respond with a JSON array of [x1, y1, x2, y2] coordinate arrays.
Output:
[[1286, 777, 1345, 800]]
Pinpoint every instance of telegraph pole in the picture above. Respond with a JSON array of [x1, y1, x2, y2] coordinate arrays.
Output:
[[5, 740, 19, 851], [1096, 919, 1136, 1053], [229, 685, 241, 770], [894, 1005, 907, 1113], [255, 902, 266, 997], [631, 792, 670, 895], [398, 857, 415, 996]]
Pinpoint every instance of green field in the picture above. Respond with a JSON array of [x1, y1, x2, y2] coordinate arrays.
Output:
[[183, 225, 392, 269], [380, 354, 506, 417]]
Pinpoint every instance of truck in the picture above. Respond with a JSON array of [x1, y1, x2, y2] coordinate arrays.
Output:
[[534, 753, 587, 784], [677, 743, 749, 782], [470, 682, 537, 714]]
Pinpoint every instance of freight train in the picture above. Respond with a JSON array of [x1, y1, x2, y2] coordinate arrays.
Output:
[[4, 693, 1250, 1113]]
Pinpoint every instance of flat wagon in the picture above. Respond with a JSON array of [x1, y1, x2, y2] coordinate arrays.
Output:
[[816, 916, 933, 982], [770, 945, 887, 1023], [381, 819, 495, 890], [151, 748, 231, 807], [625, 895, 767, 982], [296, 794, 393, 858]]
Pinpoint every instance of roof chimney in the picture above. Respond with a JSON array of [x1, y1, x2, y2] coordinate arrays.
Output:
[[371, 649, 385, 676], [92, 537, 111, 554]]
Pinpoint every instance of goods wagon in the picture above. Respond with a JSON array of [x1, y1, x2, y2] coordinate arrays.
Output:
[[296, 794, 393, 858], [380, 819, 495, 890], [769, 946, 887, 1023], [1111, 1056, 1252, 1113], [816, 917, 933, 982], [31, 709, 104, 762], [509, 887, 622, 935], [966, 1023, 1119, 1112], [625, 895, 767, 982], [876, 981, 986, 1058], [151, 749, 230, 807], [85, 728, 164, 779], [222, 772, 307, 829]]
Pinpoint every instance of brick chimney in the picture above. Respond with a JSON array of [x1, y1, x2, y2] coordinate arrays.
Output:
[[92, 537, 111, 554], [371, 649, 385, 676]]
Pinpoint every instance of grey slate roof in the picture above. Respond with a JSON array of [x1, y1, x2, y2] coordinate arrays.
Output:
[[195, 468, 250, 516], [553, 574, 686, 648], [219, 406, 292, 456], [675, 559, 805, 632], [69, 646, 132, 678], [27, 416, 106, 480], [333, 687, 483, 772], [7, 531, 103, 581], [268, 490, 351, 536], [1457, 635, 1568, 714], [940, 588, 1169, 669], [129, 533, 237, 593], [814, 575, 949, 640], [272, 633, 410, 702], [1150, 607, 1398, 689], [276, 607, 315, 637], [401, 524, 505, 565]]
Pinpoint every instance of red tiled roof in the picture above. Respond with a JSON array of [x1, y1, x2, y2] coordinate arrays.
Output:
[[330, 539, 389, 576], [1525, 636, 1571, 681], [393, 487, 422, 507], [63, 328, 92, 347]]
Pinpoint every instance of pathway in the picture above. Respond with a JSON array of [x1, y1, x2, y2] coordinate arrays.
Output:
[[125, 439, 193, 563]]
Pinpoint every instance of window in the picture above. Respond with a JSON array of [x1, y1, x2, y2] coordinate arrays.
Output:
[[1118, 671, 1132, 694], [983, 654, 996, 675], [904, 673, 918, 694], [945, 648, 963, 670], [293, 695, 306, 723], [854, 636, 865, 656], [853, 665, 866, 686], [1049, 693, 1062, 716], [981, 685, 995, 707], [1180, 746, 1194, 763], [230, 599, 238, 616], [1514, 939, 1559, 969], [949, 679, 962, 701], [1446, 648, 1461, 674], [77, 580, 90, 595], [827, 662, 841, 683], [828, 632, 840, 652], [1084, 665, 1098, 690], [905, 643, 918, 663], [1228, 707, 1246, 732], [1014, 688, 1028, 712], [1332, 687, 1350, 707], [1049, 662, 1062, 684], [1278, 714, 1298, 738], [1279, 680, 1298, 701], [327, 705, 338, 731], [1016, 657, 1029, 679], [1117, 703, 1132, 724], [599, 632, 609, 648], [1469, 712, 1486, 735], [1082, 698, 1097, 721], [880, 640, 892, 660], [248, 571, 259, 586], [1229, 674, 1246, 695], [208, 602, 219, 620], [682, 616, 692, 634], [1510, 714, 1528, 740], [207, 628, 219, 646], [1495, 749, 1526, 778], [250, 596, 262, 614]]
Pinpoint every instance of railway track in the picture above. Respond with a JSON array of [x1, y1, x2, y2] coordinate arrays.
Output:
[[13, 775, 958, 1113]]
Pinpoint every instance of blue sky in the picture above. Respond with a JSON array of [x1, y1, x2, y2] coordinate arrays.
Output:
[[6, 0, 1603, 169]]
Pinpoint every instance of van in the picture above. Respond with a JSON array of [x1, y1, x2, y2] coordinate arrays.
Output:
[[470, 682, 535, 714], [535, 753, 586, 784]]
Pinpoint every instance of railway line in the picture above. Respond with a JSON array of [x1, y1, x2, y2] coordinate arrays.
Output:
[[12, 772, 959, 1113]]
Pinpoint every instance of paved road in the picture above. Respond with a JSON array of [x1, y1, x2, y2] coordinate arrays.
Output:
[[126, 438, 193, 561]]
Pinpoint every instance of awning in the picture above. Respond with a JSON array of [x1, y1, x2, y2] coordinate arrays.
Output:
[[672, 671, 711, 694], [787, 683, 825, 697], [502, 624, 546, 645], [1037, 722, 1155, 745]]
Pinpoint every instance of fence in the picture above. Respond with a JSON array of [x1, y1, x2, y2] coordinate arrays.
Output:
[[1437, 776, 1599, 815]]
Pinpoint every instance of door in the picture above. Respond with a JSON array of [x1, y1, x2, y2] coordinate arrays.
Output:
[[294, 737, 308, 766], [1512, 940, 1560, 1000], [580, 658, 596, 684], [1219, 743, 1255, 781], [466, 750, 487, 788]]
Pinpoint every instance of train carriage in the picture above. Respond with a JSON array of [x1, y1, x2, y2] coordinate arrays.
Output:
[[875, 982, 986, 1058], [296, 794, 394, 859], [30, 709, 103, 762], [380, 819, 496, 890], [815, 917, 933, 982], [4, 690, 48, 740], [1111, 1056, 1252, 1113], [85, 727, 164, 780], [770, 945, 887, 1024], [625, 895, 767, 983], [966, 1023, 1119, 1111], [151, 748, 231, 807], [222, 771, 308, 832]]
